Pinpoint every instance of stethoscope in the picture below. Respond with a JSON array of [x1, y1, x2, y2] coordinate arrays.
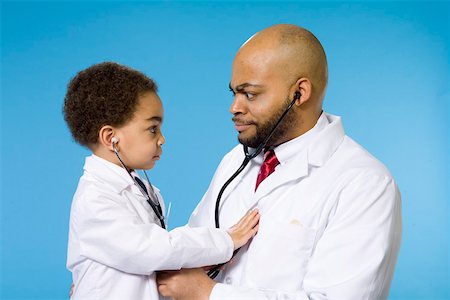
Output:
[[207, 91, 301, 279], [112, 138, 166, 229]]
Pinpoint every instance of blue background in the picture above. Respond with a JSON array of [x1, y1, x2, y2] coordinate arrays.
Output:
[[1, 1, 448, 299]]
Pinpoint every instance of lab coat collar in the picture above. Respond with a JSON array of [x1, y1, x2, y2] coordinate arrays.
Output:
[[307, 114, 345, 167], [253, 113, 345, 199], [84, 155, 136, 194], [274, 112, 329, 164], [244, 113, 328, 166]]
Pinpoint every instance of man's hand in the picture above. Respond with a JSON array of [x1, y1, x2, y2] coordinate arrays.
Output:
[[157, 268, 215, 300]]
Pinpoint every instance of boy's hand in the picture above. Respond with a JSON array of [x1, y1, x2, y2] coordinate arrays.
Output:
[[227, 209, 259, 250]]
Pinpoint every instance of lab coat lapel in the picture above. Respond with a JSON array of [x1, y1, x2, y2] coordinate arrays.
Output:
[[84, 155, 161, 225], [252, 114, 345, 203], [253, 150, 309, 202]]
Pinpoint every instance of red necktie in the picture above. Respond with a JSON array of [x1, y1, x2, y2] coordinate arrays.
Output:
[[255, 149, 280, 191]]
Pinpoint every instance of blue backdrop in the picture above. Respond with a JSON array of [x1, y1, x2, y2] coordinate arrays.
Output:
[[1, 1, 448, 299]]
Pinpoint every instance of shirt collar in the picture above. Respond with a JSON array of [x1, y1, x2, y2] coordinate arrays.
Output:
[[83, 154, 135, 193]]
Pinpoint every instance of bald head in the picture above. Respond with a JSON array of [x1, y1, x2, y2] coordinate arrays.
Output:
[[229, 24, 329, 146], [236, 24, 328, 106]]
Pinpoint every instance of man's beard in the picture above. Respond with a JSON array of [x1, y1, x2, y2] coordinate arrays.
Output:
[[237, 98, 297, 148]]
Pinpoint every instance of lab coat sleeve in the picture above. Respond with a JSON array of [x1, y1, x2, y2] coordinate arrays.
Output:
[[208, 173, 402, 300], [74, 189, 233, 275]]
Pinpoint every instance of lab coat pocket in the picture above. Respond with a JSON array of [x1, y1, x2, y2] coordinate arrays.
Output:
[[243, 219, 317, 292]]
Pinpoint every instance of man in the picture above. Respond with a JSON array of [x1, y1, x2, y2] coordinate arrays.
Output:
[[157, 24, 402, 299]]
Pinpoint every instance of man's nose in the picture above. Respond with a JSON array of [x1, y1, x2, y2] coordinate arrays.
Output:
[[230, 95, 247, 115]]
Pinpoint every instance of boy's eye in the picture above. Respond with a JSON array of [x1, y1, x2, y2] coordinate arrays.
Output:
[[149, 126, 157, 134]]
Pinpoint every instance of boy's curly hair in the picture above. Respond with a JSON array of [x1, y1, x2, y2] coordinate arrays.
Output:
[[63, 62, 157, 147]]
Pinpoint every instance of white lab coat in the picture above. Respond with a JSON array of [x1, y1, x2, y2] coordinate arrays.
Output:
[[67, 155, 233, 300], [189, 113, 402, 300]]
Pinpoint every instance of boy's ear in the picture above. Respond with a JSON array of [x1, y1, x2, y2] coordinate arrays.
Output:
[[98, 125, 116, 151]]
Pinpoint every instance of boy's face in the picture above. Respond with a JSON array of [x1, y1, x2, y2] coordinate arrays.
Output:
[[115, 91, 165, 170]]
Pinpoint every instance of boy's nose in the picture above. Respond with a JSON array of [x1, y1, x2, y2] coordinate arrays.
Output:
[[158, 134, 165, 146]]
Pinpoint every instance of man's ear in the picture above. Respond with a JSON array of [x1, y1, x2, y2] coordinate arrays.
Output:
[[98, 125, 116, 151], [291, 78, 312, 106]]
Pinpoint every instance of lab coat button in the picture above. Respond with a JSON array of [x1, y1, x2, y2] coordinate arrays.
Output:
[[225, 277, 232, 284]]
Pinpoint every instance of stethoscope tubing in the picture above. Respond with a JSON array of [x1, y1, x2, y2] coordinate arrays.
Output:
[[214, 95, 298, 228], [208, 93, 300, 279], [113, 144, 166, 229]]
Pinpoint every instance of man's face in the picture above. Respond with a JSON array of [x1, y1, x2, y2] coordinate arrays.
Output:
[[229, 48, 297, 148]]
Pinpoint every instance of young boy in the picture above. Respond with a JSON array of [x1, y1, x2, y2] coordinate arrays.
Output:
[[64, 62, 259, 299]]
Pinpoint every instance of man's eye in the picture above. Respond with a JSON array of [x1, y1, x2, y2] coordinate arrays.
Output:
[[246, 92, 255, 100], [149, 127, 157, 134]]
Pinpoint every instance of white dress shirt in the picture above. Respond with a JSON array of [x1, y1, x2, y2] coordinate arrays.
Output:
[[189, 113, 402, 300], [67, 155, 233, 300]]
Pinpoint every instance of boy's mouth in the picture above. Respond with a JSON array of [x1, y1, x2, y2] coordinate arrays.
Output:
[[153, 151, 162, 160]]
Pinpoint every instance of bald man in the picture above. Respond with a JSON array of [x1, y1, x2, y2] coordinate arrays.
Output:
[[157, 24, 402, 300]]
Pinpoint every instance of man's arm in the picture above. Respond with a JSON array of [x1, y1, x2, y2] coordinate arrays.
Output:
[[157, 269, 216, 300], [157, 268, 314, 300]]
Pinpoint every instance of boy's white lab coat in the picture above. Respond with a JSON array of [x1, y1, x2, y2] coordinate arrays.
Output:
[[67, 155, 233, 300], [189, 113, 402, 299]]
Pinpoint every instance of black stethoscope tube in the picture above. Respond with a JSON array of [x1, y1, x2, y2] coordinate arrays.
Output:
[[214, 156, 251, 228], [207, 92, 300, 279], [113, 144, 166, 229]]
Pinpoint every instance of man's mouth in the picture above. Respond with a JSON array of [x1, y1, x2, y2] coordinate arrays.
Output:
[[235, 124, 253, 132], [232, 118, 254, 132]]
